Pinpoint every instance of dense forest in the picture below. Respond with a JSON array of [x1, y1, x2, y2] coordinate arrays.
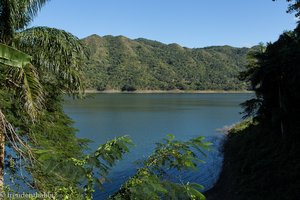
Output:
[[81, 35, 251, 91]]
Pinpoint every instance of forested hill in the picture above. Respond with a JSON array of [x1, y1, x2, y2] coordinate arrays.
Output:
[[81, 34, 251, 91]]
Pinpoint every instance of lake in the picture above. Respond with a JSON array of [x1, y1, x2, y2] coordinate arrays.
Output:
[[64, 93, 252, 199]]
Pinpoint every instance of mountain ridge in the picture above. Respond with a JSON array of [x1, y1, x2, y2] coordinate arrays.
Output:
[[81, 34, 251, 91], [84, 34, 247, 49]]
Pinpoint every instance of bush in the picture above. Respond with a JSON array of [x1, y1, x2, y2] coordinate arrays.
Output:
[[121, 84, 136, 92]]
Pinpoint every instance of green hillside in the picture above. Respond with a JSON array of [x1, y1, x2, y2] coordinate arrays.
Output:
[[81, 34, 250, 91]]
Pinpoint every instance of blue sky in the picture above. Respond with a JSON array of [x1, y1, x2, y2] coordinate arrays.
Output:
[[31, 0, 298, 48]]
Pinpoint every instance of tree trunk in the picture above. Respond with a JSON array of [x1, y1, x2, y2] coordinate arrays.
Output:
[[0, 110, 5, 188]]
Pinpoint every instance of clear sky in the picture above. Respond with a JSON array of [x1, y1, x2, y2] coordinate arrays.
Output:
[[30, 0, 298, 48]]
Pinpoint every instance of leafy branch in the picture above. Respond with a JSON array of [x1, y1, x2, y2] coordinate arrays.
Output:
[[46, 136, 133, 200], [111, 134, 212, 200]]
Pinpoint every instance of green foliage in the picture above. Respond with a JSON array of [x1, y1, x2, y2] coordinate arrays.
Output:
[[207, 119, 300, 200], [121, 84, 136, 92], [81, 35, 251, 91], [0, 43, 31, 67], [0, 0, 49, 43], [14, 27, 87, 95], [1, 90, 133, 199], [0, 78, 133, 199], [240, 26, 300, 134], [229, 119, 255, 134], [111, 135, 211, 200], [0, 0, 88, 197], [0, 43, 44, 120], [208, 6, 300, 199], [80, 136, 132, 200], [44, 136, 133, 200], [273, 0, 300, 17]]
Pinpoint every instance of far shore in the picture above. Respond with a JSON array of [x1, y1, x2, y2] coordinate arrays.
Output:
[[84, 89, 253, 94]]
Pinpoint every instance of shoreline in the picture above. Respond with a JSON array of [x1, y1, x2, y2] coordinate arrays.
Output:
[[84, 89, 253, 94]]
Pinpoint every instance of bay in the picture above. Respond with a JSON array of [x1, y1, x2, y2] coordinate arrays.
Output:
[[64, 93, 252, 199]]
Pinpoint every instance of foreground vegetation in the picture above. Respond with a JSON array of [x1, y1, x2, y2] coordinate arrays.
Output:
[[206, 1, 300, 199], [82, 35, 251, 91], [206, 120, 300, 200]]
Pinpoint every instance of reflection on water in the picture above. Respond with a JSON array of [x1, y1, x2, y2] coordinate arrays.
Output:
[[64, 93, 252, 199]]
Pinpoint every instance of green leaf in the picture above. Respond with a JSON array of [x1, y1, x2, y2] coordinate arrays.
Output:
[[0, 42, 32, 68], [189, 183, 205, 191], [166, 134, 175, 141]]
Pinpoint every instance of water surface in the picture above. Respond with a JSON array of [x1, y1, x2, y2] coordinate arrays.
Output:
[[64, 93, 252, 198]]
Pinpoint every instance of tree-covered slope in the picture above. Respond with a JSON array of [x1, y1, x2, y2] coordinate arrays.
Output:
[[81, 34, 251, 91]]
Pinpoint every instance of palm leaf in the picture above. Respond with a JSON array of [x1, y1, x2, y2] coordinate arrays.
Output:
[[1, 43, 43, 120], [14, 27, 87, 94], [6, 63, 44, 120], [0, 42, 31, 67], [0, 0, 49, 41]]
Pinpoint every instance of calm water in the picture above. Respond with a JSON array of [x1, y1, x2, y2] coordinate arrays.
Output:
[[64, 93, 252, 199]]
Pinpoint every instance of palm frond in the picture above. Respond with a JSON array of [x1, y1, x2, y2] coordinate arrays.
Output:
[[1, 42, 43, 120], [0, 42, 31, 67], [14, 27, 87, 94], [24, 0, 49, 21], [6, 63, 44, 120], [0, 0, 49, 42]]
